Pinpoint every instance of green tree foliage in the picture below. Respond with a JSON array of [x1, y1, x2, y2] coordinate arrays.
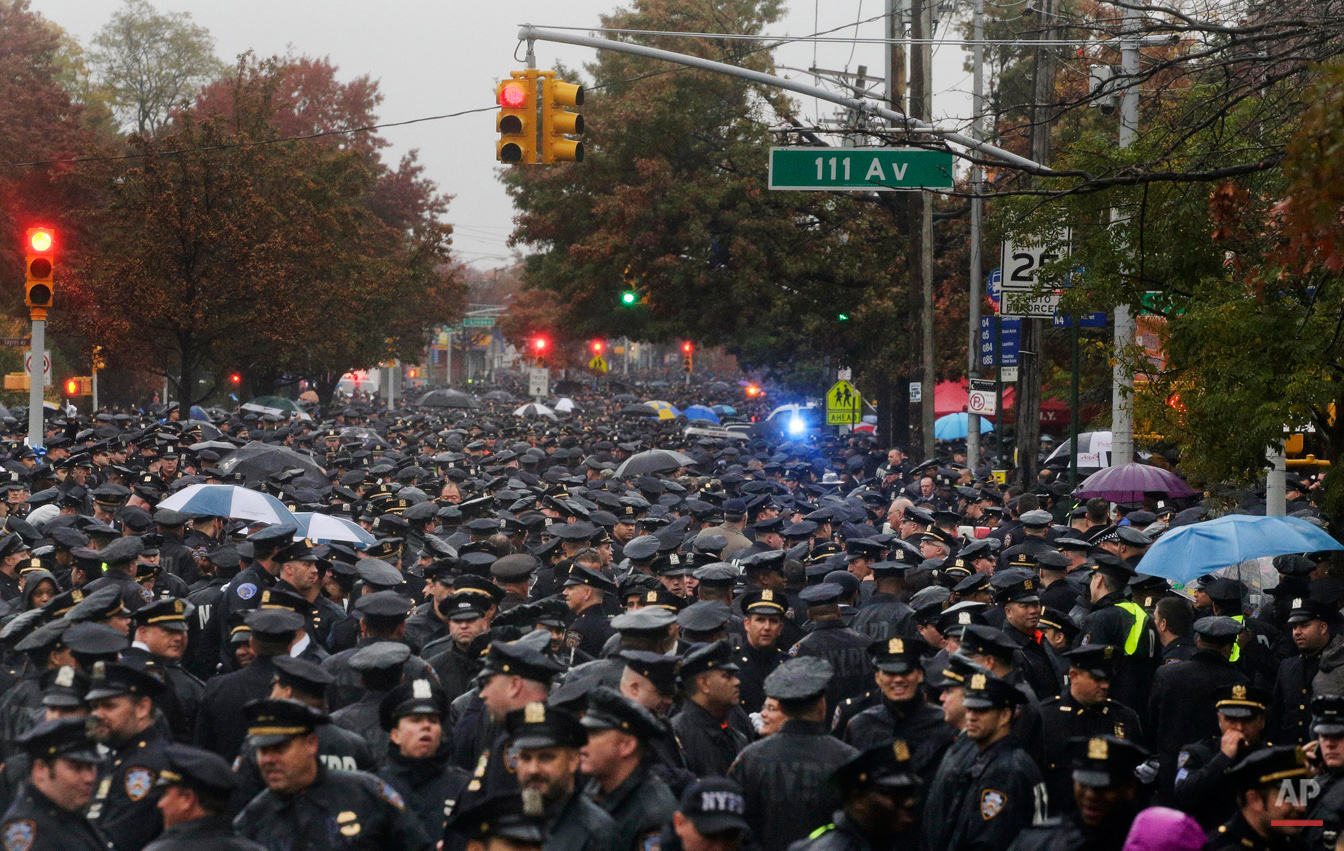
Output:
[[89, 0, 226, 136]]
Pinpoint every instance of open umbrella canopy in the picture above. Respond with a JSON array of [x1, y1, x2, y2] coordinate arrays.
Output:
[[217, 442, 327, 486], [158, 484, 298, 526], [187, 420, 223, 440], [292, 512, 376, 547], [1073, 462, 1198, 502], [514, 403, 557, 420], [934, 413, 993, 440], [189, 440, 238, 454], [483, 390, 514, 402], [711, 404, 738, 416], [189, 406, 209, 421], [615, 448, 697, 477], [415, 388, 480, 409], [643, 400, 681, 421], [1136, 515, 1344, 583], [243, 396, 311, 420], [553, 397, 578, 413], [683, 405, 721, 424]]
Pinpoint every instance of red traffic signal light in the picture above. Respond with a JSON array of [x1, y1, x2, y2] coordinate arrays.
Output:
[[24, 227, 56, 313], [27, 228, 54, 254], [499, 82, 528, 109], [229, 372, 242, 385], [592, 340, 604, 354], [682, 342, 693, 354], [65, 378, 77, 395], [532, 337, 548, 352]]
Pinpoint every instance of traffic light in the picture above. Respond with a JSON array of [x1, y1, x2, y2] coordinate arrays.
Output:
[[621, 290, 637, 306], [539, 72, 584, 164], [682, 342, 693, 374], [497, 71, 538, 165], [591, 340, 604, 354], [63, 376, 92, 396], [24, 227, 55, 315], [620, 265, 641, 306], [229, 372, 242, 386], [531, 336, 548, 366], [92, 346, 106, 372]]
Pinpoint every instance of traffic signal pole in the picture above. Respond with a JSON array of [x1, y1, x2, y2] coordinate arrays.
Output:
[[27, 315, 44, 448]]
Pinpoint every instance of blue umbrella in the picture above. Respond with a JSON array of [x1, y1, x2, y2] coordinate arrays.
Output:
[[157, 484, 298, 526], [683, 405, 721, 424], [934, 412, 994, 440], [711, 404, 738, 416], [1136, 515, 1344, 584]]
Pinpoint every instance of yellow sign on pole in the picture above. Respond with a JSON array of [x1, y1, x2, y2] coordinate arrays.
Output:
[[825, 380, 862, 426], [589, 355, 608, 373]]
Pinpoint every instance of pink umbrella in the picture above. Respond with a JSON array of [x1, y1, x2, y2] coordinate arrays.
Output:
[[1073, 462, 1198, 502]]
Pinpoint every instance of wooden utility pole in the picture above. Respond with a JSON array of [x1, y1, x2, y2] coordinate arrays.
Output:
[[909, 0, 936, 458]]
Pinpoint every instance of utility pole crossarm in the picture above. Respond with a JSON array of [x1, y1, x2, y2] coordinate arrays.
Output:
[[517, 24, 1054, 176]]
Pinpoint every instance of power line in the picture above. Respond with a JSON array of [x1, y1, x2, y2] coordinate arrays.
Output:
[[523, 24, 1113, 47]]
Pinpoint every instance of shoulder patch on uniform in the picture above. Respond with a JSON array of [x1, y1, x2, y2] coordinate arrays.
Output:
[[1178, 750, 1190, 768], [980, 789, 1006, 820], [236, 583, 257, 600], [375, 778, 406, 810], [3, 821, 33, 851], [125, 767, 155, 801], [787, 642, 801, 657]]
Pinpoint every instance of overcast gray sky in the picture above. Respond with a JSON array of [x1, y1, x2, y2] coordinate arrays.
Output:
[[36, 0, 973, 270]]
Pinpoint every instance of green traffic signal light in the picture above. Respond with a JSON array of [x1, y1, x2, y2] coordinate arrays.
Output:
[[837, 313, 849, 321], [621, 291, 637, 305]]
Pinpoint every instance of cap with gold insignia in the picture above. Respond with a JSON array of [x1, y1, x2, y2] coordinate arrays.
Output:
[[870, 636, 926, 674], [1061, 644, 1118, 680], [1225, 745, 1312, 793], [85, 661, 166, 702], [830, 742, 922, 795], [154, 743, 238, 799], [1214, 683, 1271, 718], [243, 698, 329, 746], [17, 716, 101, 763], [479, 639, 565, 685], [1312, 694, 1344, 736], [763, 656, 833, 702], [740, 588, 787, 616], [578, 686, 664, 740], [990, 568, 1041, 605], [1070, 735, 1150, 788], [132, 597, 192, 632], [618, 650, 681, 696], [505, 701, 587, 749], [961, 671, 1028, 709]]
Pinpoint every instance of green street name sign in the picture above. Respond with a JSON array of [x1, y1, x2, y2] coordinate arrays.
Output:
[[462, 317, 496, 328], [768, 147, 955, 191]]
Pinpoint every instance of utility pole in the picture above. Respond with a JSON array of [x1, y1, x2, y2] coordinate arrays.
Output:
[[886, 0, 912, 452], [1016, 0, 1057, 487], [1110, 5, 1141, 467], [966, 0, 986, 467], [910, 0, 936, 458]]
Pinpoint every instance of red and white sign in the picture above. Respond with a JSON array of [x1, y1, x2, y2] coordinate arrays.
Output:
[[968, 378, 997, 416], [23, 350, 50, 381]]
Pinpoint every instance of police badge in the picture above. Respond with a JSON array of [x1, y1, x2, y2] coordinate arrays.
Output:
[[125, 767, 155, 801], [2, 821, 33, 851], [980, 789, 1006, 820]]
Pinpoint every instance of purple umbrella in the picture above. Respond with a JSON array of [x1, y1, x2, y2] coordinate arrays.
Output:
[[1072, 462, 1198, 502]]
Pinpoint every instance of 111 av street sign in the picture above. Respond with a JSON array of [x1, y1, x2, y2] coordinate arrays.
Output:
[[769, 147, 955, 191]]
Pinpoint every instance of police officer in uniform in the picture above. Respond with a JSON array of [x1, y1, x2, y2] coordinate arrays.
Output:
[[125, 599, 205, 744], [212, 525, 296, 667], [1305, 694, 1344, 851], [143, 744, 267, 851], [1076, 555, 1157, 712], [787, 742, 924, 851], [669, 640, 752, 778], [1271, 597, 1340, 745], [1205, 746, 1313, 851], [1038, 645, 1142, 813], [1172, 684, 1274, 830], [1, 717, 112, 851], [728, 657, 857, 849], [561, 564, 616, 660], [788, 584, 875, 708], [847, 550, 918, 644], [923, 672, 1046, 851], [86, 661, 171, 851], [734, 589, 786, 715], [993, 570, 1064, 700], [843, 637, 952, 780], [1007, 736, 1149, 851], [233, 698, 433, 851], [375, 677, 469, 839], [577, 687, 679, 851]]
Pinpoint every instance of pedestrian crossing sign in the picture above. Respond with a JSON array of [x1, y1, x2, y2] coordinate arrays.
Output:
[[826, 380, 862, 425], [589, 355, 608, 373]]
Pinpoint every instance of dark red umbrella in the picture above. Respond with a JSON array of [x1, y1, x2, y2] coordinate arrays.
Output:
[[1072, 462, 1198, 502]]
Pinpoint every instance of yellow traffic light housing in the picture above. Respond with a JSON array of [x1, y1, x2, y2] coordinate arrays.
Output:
[[24, 227, 55, 317], [497, 71, 538, 165], [539, 72, 584, 164]]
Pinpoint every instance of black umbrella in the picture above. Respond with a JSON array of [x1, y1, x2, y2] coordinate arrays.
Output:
[[615, 449, 697, 477], [619, 404, 656, 418], [416, 389, 480, 409], [217, 442, 326, 486]]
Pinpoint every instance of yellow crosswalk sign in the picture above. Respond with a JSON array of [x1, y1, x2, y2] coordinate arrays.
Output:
[[589, 355, 608, 373], [826, 380, 862, 425]]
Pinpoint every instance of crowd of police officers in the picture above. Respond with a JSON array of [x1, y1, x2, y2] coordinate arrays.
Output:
[[0, 392, 1337, 851]]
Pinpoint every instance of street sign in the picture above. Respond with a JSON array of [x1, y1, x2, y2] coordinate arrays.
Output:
[[1001, 366, 1019, 382], [1053, 312, 1108, 328], [1001, 232, 1072, 318], [968, 378, 997, 416], [987, 268, 1002, 313], [909, 382, 922, 403], [588, 354, 608, 373], [825, 380, 862, 425], [23, 350, 50, 380], [979, 317, 1020, 369], [528, 367, 549, 398], [462, 316, 496, 328], [769, 147, 955, 191], [837, 367, 852, 381]]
